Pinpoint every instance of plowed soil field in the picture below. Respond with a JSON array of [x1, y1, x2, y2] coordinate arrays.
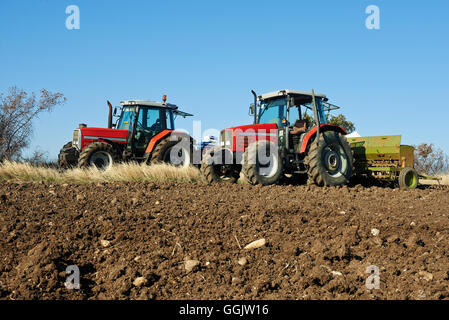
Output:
[[1, 181, 448, 300]]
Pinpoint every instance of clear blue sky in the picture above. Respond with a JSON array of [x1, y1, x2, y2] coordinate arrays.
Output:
[[0, 0, 448, 159]]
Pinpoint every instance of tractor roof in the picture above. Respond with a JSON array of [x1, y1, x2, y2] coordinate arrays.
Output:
[[119, 100, 193, 117], [120, 100, 177, 109], [258, 89, 327, 101]]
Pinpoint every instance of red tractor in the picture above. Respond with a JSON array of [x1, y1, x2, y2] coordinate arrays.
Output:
[[200, 89, 354, 186], [58, 96, 194, 169]]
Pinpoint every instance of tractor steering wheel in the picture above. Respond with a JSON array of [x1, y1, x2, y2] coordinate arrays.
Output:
[[149, 119, 162, 132], [136, 122, 153, 136]]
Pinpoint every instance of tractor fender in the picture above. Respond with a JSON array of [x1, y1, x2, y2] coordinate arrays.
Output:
[[145, 130, 174, 154], [299, 125, 347, 154], [145, 130, 194, 155]]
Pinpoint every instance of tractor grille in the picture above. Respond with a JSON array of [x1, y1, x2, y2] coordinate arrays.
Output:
[[72, 129, 81, 149], [73, 130, 79, 142], [291, 134, 300, 151]]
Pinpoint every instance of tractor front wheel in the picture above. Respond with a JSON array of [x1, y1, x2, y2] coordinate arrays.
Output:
[[58, 141, 79, 169], [305, 131, 353, 187], [398, 167, 419, 189], [150, 136, 193, 167], [200, 147, 240, 183], [242, 140, 282, 186], [78, 142, 119, 170]]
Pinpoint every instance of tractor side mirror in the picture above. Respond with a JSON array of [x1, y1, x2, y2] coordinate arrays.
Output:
[[113, 107, 118, 116], [249, 103, 255, 116]]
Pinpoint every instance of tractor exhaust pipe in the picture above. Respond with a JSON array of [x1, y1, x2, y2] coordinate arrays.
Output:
[[311, 89, 320, 146], [251, 90, 257, 125], [107, 100, 113, 129]]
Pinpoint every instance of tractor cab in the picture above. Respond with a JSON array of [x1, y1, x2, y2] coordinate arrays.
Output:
[[255, 90, 329, 127], [252, 90, 340, 153], [116, 99, 193, 158]]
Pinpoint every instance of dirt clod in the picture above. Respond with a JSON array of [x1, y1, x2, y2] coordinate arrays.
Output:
[[100, 240, 110, 248], [238, 257, 248, 266], [418, 271, 434, 282], [133, 277, 148, 287], [184, 260, 200, 273], [244, 238, 266, 250]]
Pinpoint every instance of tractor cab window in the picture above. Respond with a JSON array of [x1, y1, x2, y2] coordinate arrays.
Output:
[[302, 98, 327, 125], [117, 106, 137, 131], [288, 107, 299, 125], [132, 107, 166, 154], [258, 98, 287, 127], [137, 107, 163, 132], [166, 110, 175, 130]]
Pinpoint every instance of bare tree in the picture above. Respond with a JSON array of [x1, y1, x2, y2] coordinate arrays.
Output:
[[0, 86, 66, 161], [414, 143, 449, 176], [21, 148, 57, 167]]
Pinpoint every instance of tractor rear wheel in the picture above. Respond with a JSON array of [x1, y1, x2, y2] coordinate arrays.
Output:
[[58, 141, 79, 169], [242, 140, 282, 186], [150, 136, 193, 167], [398, 167, 419, 189], [200, 147, 240, 183], [305, 131, 353, 187], [78, 142, 119, 170]]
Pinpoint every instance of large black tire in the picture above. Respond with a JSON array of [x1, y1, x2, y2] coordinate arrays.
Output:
[[78, 142, 120, 170], [305, 131, 353, 187], [398, 167, 419, 190], [150, 135, 194, 167], [242, 140, 283, 186], [58, 141, 79, 169], [200, 147, 240, 183]]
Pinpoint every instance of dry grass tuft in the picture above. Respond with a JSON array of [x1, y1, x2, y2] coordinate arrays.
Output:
[[0, 161, 203, 183], [2, 161, 445, 186]]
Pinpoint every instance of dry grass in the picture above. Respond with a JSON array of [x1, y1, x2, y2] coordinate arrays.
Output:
[[0, 161, 203, 183], [2, 161, 446, 186]]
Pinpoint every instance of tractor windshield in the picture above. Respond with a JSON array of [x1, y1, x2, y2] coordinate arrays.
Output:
[[117, 106, 137, 130], [258, 98, 287, 127]]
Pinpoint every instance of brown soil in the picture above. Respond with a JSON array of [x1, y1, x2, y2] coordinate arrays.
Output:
[[1, 181, 448, 300]]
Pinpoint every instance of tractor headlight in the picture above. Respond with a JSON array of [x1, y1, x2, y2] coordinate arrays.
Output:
[[72, 129, 81, 149]]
